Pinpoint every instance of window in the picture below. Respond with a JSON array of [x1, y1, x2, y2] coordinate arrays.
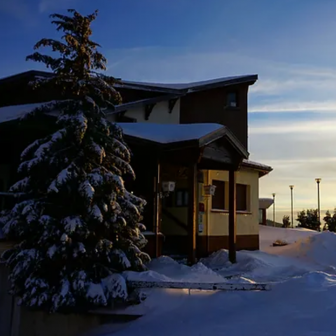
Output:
[[259, 209, 263, 224], [226, 92, 238, 108], [175, 189, 189, 207], [236, 184, 248, 211], [211, 180, 225, 210]]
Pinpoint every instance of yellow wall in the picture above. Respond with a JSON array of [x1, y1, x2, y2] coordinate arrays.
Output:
[[160, 168, 260, 237], [204, 169, 259, 236], [107, 99, 180, 124]]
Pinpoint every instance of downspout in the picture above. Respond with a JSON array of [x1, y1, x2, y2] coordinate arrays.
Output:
[[206, 170, 210, 254]]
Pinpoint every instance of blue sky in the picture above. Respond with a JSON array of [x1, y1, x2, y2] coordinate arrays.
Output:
[[1, 0, 336, 219]]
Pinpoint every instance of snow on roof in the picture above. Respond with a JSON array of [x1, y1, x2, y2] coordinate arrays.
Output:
[[122, 75, 258, 92], [242, 159, 273, 171], [117, 123, 223, 144], [0, 102, 48, 123]]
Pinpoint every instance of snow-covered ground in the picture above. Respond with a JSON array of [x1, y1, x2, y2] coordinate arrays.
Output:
[[88, 225, 336, 336]]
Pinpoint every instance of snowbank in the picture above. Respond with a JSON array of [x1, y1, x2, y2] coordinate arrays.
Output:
[[277, 231, 336, 269], [122, 226, 330, 286], [106, 271, 336, 336], [124, 256, 226, 283], [87, 227, 336, 336], [259, 224, 319, 251], [200, 248, 310, 282]]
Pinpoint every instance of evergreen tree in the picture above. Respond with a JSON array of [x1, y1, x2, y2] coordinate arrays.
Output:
[[296, 209, 321, 231], [0, 9, 149, 313], [282, 215, 290, 228], [323, 209, 336, 232]]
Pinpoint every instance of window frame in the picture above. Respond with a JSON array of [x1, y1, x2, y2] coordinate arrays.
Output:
[[236, 183, 248, 212], [211, 180, 226, 211], [226, 91, 239, 108], [175, 189, 189, 207]]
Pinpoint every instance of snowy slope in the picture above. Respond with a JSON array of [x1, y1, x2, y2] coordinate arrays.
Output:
[[259, 224, 319, 252], [87, 226, 336, 336]]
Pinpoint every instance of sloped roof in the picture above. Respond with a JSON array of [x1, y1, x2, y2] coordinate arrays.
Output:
[[0, 102, 54, 123], [121, 75, 258, 93], [259, 198, 274, 209], [0, 70, 53, 84], [118, 122, 224, 144], [241, 159, 273, 177], [0, 71, 258, 94], [117, 122, 249, 158]]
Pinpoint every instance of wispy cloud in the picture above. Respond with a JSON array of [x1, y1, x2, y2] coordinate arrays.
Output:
[[250, 77, 336, 96], [0, 0, 36, 25], [38, 0, 79, 13], [250, 117, 336, 135], [250, 100, 336, 113], [249, 113, 336, 212]]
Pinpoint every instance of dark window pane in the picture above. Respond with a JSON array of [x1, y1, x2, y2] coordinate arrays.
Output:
[[176, 190, 183, 207], [175, 189, 189, 207], [212, 180, 225, 210], [184, 191, 189, 206], [236, 184, 247, 211], [227, 92, 238, 108]]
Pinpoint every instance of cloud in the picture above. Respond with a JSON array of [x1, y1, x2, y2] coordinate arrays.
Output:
[[38, 0, 79, 13], [249, 117, 336, 135], [0, 0, 36, 25], [106, 47, 266, 82], [249, 100, 336, 113], [249, 113, 336, 212], [250, 77, 336, 96]]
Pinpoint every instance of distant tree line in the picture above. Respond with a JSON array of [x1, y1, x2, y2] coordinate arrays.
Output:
[[281, 208, 336, 232]]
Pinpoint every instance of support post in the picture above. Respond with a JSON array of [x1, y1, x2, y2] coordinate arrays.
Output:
[[153, 161, 161, 258], [187, 164, 197, 265], [290, 185, 294, 228], [228, 169, 237, 263], [272, 193, 276, 227]]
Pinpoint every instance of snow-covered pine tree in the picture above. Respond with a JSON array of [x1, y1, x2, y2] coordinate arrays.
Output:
[[0, 9, 149, 313]]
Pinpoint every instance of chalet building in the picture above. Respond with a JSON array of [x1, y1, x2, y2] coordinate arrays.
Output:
[[0, 70, 272, 264], [259, 198, 274, 226]]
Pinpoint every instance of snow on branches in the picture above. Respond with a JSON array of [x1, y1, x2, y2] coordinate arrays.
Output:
[[0, 9, 148, 313]]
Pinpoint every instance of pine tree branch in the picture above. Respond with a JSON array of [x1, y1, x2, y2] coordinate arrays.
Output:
[[33, 39, 68, 53], [26, 52, 62, 71]]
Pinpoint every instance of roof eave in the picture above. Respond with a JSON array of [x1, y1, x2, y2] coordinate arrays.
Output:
[[117, 75, 259, 94], [222, 128, 249, 159], [241, 162, 273, 177], [189, 75, 258, 93], [109, 93, 183, 115], [258, 169, 273, 178], [0, 70, 53, 85]]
